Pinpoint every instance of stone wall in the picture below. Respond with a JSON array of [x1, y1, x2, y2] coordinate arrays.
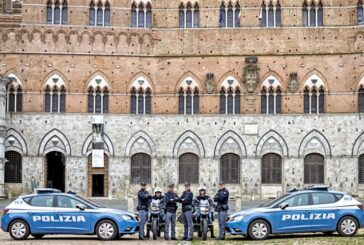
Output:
[[4, 112, 364, 199]]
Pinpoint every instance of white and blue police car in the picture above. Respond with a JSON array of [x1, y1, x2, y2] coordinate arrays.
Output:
[[226, 186, 364, 240], [1, 192, 139, 240]]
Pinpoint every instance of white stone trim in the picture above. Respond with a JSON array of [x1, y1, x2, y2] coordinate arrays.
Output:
[[45, 74, 66, 89], [6, 73, 23, 90], [261, 75, 281, 91], [87, 74, 109, 90], [214, 130, 247, 158], [125, 130, 156, 157], [173, 130, 205, 157], [220, 76, 240, 91], [82, 132, 114, 156], [5, 128, 28, 155], [38, 129, 71, 156], [130, 75, 152, 92], [352, 132, 364, 157], [256, 130, 289, 157], [299, 130, 331, 157], [303, 74, 325, 91], [179, 76, 199, 92]]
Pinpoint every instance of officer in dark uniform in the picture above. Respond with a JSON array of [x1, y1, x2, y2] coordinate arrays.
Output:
[[214, 181, 229, 240], [137, 182, 152, 240], [163, 183, 178, 241], [193, 186, 215, 238], [179, 182, 194, 241]]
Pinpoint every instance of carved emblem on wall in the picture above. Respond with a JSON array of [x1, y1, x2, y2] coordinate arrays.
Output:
[[204, 73, 215, 94], [288, 72, 299, 93], [243, 56, 259, 94]]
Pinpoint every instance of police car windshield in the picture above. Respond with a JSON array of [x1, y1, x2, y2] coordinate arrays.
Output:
[[260, 194, 290, 207], [75, 196, 104, 208]]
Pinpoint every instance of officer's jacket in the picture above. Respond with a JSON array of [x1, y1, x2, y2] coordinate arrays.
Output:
[[164, 191, 178, 213], [214, 188, 229, 211], [137, 189, 151, 211], [179, 190, 193, 212], [193, 195, 213, 207]]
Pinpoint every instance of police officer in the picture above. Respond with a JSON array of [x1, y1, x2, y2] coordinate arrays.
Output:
[[163, 183, 178, 241], [179, 182, 194, 241], [214, 181, 229, 240], [137, 182, 152, 240], [151, 187, 165, 220]]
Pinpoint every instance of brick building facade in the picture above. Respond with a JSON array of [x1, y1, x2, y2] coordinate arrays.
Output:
[[0, 0, 364, 200]]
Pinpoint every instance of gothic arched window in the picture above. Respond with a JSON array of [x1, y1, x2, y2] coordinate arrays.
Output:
[[303, 75, 325, 114], [303, 0, 324, 27], [261, 76, 282, 114], [130, 76, 152, 115], [260, 1, 281, 27], [87, 75, 109, 114], [359, 86, 364, 112], [179, 2, 199, 28], [44, 74, 67, 113], [359, 1, 364, 25], [6, 75, 23, 113], [131, 1, 152, 28]]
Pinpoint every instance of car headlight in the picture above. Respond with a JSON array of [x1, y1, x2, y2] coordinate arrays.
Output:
[[230, 215, 245, 222], [121, 214, 133, 220]]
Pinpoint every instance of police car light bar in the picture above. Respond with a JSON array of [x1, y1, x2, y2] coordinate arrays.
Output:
[[303, 185, 329, 191]]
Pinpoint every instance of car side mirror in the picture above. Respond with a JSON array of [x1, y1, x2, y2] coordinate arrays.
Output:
[[279, 203, 289, 210], [76, 204, 86, 211]]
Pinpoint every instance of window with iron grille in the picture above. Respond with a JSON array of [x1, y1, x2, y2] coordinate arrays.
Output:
[[261, 153, 282, 184], [359, 154, 364, 184], [220, 153, 240, 184], [304, 153, 324, 184], [5, 151, 22, 183], [131, 153, 151, 184], [179, 153, 199, 184]]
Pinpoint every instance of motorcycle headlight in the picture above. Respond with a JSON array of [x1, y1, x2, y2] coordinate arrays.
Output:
[[230, 215, 245, 222], [121, 214, 133, 221], [200, 207, 209, 212], [151, 206, 159, 211]]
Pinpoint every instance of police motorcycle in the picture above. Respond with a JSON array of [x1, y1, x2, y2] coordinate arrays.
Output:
[[146, 187, 165, 240], [193, 186, 214, 241]]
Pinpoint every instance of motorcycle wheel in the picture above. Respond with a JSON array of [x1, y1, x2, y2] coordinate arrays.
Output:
[[152, 219, 158, 240], [202, 220, 208, 241]]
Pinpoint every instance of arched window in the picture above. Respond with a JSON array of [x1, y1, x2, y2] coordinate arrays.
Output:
[[46, 0, 68, 25], [61, 0, 68, 25], [359, 86, 364, 112], [179, 2, 199, 28], [303, 75, 325, 114], [303, 0, 323, 27], [220, 153, 240, 184], [261, 76, 282, 114], [44, 74, 67, 113], [260, 1, 281, 27], [104, 1, 111, 26], [304, 153, 324, 184], [6, 75, 23, 113], [261, 153, 282, 184], [97, 1, 103, 26], [131, 2, 137, 27], [131, 153, 151, 184], [87, 76, 109, 114], [359, 154, 364, 184], [179, 153, 199, 184], [130, 77, 152, 115], [220, 77, 241, 114], [47, 0, 53, 24], [89, 1, 96, 25], [131, 1, 152, 28], [3, 0, 13, 14], [178, 77, 199, 115], [5, 151, 22, 183], [359, 1, 364, 25], [220, 1, 241, 28]]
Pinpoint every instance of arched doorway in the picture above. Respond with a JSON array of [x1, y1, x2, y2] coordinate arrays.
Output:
[[88, 154, 108, 197], [45, 151, 65, 192]]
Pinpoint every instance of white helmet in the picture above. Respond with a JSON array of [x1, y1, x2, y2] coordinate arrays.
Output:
[[198, 185, 207, 192], [154, 187, 162, 194]]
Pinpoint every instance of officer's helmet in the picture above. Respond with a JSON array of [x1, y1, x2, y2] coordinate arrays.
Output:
[[198, 185, 207, 192], [154, 187, 162, 194]]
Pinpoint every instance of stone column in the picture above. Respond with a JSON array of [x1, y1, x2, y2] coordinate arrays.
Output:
[[0, 75, 10, 199]]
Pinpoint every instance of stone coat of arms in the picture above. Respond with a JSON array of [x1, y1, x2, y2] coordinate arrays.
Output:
[[243, 56, 259, 94], [288, 72, 299, 93], [205, 72, 215, 94]]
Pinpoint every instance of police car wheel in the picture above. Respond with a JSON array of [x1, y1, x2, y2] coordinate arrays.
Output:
[[337, 216, 358, 236], [96, 220, 118, 240], [248, 219, 270, 240], [9, 220, 30, 240]]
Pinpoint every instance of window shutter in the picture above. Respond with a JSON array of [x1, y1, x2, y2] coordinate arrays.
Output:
[[304, 88, 309, 113], [88, 90, 94, 113], [193, 90, 199, 114], [131, 89, 136, 114], [227, 89, 233, 114], [276, 88, 281, 114], [89, 3, 95, 26], [235, 4, 240, 27], [179, 153, 199, 184], [178, 90, 184, 114], [319, 88, 324, 113], [104, 2, 110, 26], [227, 3, 233, 27], [138, 5, 144, 28], [137, 90, 144, 114], [45, 88, 51, 112], [235, 89, 241, 114], [52, 88, 59, 113], [61, 1, 68, 25], [131, 153, 151, 184], [220, 89, 226, 114], [95, 90, 102, 113], [16, 88, 23, 112], [8, 88, 15, 112], [261, 89, 267, 114], [131, 3, 137, 27], [262, 153, 282, 184], [220, 154, 240, 184], [186, 90, 192, 114], [304, 154, 324, 184], [60, 87, 66, 113], [268, 88, 274, 114], [145, 90, 151, 114], [103, 90, 109, 113]]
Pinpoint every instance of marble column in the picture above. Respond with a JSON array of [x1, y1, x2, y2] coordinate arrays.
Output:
[[0, 75, 10, 199]]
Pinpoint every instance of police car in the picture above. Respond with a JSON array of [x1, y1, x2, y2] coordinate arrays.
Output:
[[1, 192, 139, 240], [226, 186, 364, 240]]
